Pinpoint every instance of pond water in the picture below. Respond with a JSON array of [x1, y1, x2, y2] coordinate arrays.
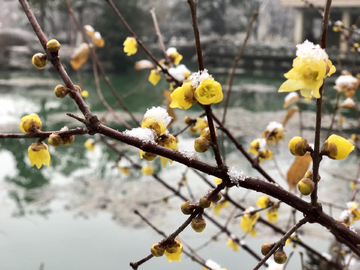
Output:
[[0, 67, 358, 270]]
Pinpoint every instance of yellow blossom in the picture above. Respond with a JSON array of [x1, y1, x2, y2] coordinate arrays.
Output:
[[258, 149, 273, 162], [164, 238, 182, 262], [257, 196, 270, 209], [247, 138, 265, 156], [348, 202, 360, 223], [192, 117, 208, 134], [278, 40, 336, 99], [84, 139, 95, 151], [194, 78, 223, 105], [240, 210, 259, 233], [120, 167, 130, 175], [288, 136, 308, 156], [20, 113, 42, 134], [214, 177, 222, 185], [166, 47, 183, 65], [213, 201, 229, 215], [250, 228, 257, 237], [123, 37, 137, 56], [226, 238, 239, 252], [262, 122, 285, 146], [322, 134, 354, 160], [170, 83, 197, 109], [149, 69, 161, 85], [157, 134, 179, 168], [141, 117, 166, 137], [28, 142, 50, 169], [266, 208, 279, 223], [81, 90, 89, 98], [350, 181, 356, 190], [141, 165, 154, 175]]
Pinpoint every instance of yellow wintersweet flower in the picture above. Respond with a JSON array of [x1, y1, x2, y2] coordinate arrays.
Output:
[[214, 177, 222, 185], [347, 202, 360, 223], [170, 83, 197, 109], [192, 117, 208, 134], [123, 37, 137, 56], [81, 90, 89, 98], [157, 134, 179, 168], [84, 139, 95, 151], [164, 238, 182, 262], [141, 165, 154, 175], [28, 142, 50, 169], [257, 196, 270, 209], [194, 78, 223, 105], [258, 149, 273, 163], [148, 69, 161, 86], [247, 138, 266, 156], [350, 181, 356, 190], [250, 228, 257, 237], [226, 238, 239, 252], [166, 47, 183, 65], [120, 167, 130, 175], [240, 208, 259, 233], [213, 201, 229, 215], [278, 40, 336, 98], [322, 134, 354, 160], [266, 208, 279, 223], [262, 122, 285, 146], [288, 136, 308, 156], [141, 117, 166, 137], [20, 113, 42, 134]]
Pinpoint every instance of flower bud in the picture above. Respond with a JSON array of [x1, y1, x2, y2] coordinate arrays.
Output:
[[322, 135, 354, 160], [199, 197, 211, 208], [54, 85, 68, 98], [274, 249, 287, 264], [68, 85, 82, 99], [210, 192, 222, 203], [61, 135, 75, 146], [141, 151, 157, 161], [297, 177, 315, 195], [191, 215, 206, 233], [261, 242, 274, 256], [181, 201, 196, 215], [184, 116, 193, 125], [48, 134, 63, 147], [200, 127, 218, 142], [150, 243, 164, 257], [46, 39, 61, 54], [304, 169, 321, 182], [288, 136, 309, 156], [166, 238, 181, 253], [32, 53, 47, 69], [194, 137, 210, 153]]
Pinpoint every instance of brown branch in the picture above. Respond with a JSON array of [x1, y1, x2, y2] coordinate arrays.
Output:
[[310, 0, 332, 206], [0, 128, 87, 139]]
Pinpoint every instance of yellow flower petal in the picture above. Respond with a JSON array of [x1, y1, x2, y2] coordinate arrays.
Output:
[[194, 79, 223, 105], [266, 209, 279, 223], [256, 196, 270, 209], [84, 139, 95, 151], [20, 113, 42, 134], [123, 37, 137, 56], [324, 134, 354, 160], [226, 238, 239, 252], [148, 69, 161, 86], [141, 165, 154, 175], [170, 83, 196, 109], [28, 142, 50, 169]]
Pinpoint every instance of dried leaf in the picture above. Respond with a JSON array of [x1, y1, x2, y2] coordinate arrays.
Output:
[[283, 95, 299, 109], [286, 152, 312, 190], [281, 107, 298, 127]]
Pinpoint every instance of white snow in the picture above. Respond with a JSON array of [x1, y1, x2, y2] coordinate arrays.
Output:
[[189, 69, 213, 88], [123, 127, 156, 143], [265, 121, 284, 133], [341, 98, 356, 107], [168, 64, 191, 82], [166, 47, 177, 55], [143, 106, 172, 127], [94, 32, 102, 39], [335, 75, 359, 86], [179, 150, 198, 161], [205, 259, 222, 270], [284, 92, 299, 103], [84, 25, 94, 33], [227, 167, 246, 186], [296, 40, 328, 62]]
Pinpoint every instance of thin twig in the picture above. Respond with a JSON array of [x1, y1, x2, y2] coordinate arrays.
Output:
[[310, 0, 332, 207], [252, 217, 308, 270]]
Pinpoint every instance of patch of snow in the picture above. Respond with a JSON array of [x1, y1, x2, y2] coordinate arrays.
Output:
[[189, 69, 213, 88], [143, 106, 172, 127], [123, 127, 156, 144], [296, 40, 328, 62], [227, 167, 246, 186]]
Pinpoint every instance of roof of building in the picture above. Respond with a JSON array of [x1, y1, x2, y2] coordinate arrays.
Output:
[[280, 0, 360, 8]]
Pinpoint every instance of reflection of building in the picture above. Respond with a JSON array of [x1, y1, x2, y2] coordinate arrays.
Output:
[[280, 0, 360, 51]]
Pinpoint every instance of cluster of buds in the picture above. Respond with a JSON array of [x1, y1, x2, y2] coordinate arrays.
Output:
[[31, 39, 61, 70], [54, 84, 83, 99], [194, 126, 217, 153], [48, 128, 75, 147], [297, 169, 320, 196], [150, 238, 183, 262], [261, 243, 287, 265]]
